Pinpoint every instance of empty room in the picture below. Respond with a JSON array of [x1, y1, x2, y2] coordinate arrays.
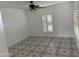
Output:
[[0, 1, 79, 57]]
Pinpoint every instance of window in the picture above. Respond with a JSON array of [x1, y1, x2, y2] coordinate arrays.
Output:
[[0, 12, 4, 31], [42, 14, 53, 32], [42, 15, 47, 32], [74, 9, 79, 39]]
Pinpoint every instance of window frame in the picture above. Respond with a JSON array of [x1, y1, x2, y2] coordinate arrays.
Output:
[[42, 14, 53, 33]]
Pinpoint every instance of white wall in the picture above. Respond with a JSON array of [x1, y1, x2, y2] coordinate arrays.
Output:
[[0, 11, 9, 56], [56, 2, 74, 37], [0, 1, 75, 48], [1, 8, 30, 47], [26, 2, 75, 37]]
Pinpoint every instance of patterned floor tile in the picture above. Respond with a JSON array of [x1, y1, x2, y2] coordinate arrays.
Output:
[[40, 52, 56, 57], [9, 49, 19, 57], [51, 38, 61, 43], [57, 48, 72, 57], [8, 36, 78, 57], [30, 42, 39, 46], [45, 47, 57, 55], [35, 46, 46, 52], [15, 45, 26, 50], [15, 50, 31, 57], [39, 42, 49, 47], [31, 42, 41, 46], [28, 51, 41, 57], [48, 42, 59, 48], [40, 38, 44, 41], [25, 45, 36, 51], [59, 43, 72, 49], [26, 38, 33, 41], [61, 38, 72, 44], [72, 39, 76, 43], [23, 41, 31, 46], [72, 43, 78, 49], [72, 50, 79, 57]]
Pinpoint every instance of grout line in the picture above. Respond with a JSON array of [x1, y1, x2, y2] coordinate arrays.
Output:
[[9, 36, 78, 57]]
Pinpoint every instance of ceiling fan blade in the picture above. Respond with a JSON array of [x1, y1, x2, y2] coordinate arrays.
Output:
[[37, 6, 46, 8], [35, 5, 46, 8], [39, 1, 69, 7]]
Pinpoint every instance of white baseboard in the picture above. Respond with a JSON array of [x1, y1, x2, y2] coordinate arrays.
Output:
[[33, 34, 75, 38], [54, 35, 75, 38]]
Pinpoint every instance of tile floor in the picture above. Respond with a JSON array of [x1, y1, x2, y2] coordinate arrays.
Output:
[[8, 36, 79, 57]]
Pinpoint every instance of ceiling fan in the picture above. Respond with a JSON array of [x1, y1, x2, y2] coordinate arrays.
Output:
[[20, 1, 68, 11], [29, 1, 45, 11]]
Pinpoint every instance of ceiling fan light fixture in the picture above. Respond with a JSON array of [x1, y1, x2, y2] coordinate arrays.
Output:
[[29, 4, 37, 11]]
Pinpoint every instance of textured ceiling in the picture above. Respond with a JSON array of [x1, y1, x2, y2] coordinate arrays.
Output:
[[0, 1, 66, 9]]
